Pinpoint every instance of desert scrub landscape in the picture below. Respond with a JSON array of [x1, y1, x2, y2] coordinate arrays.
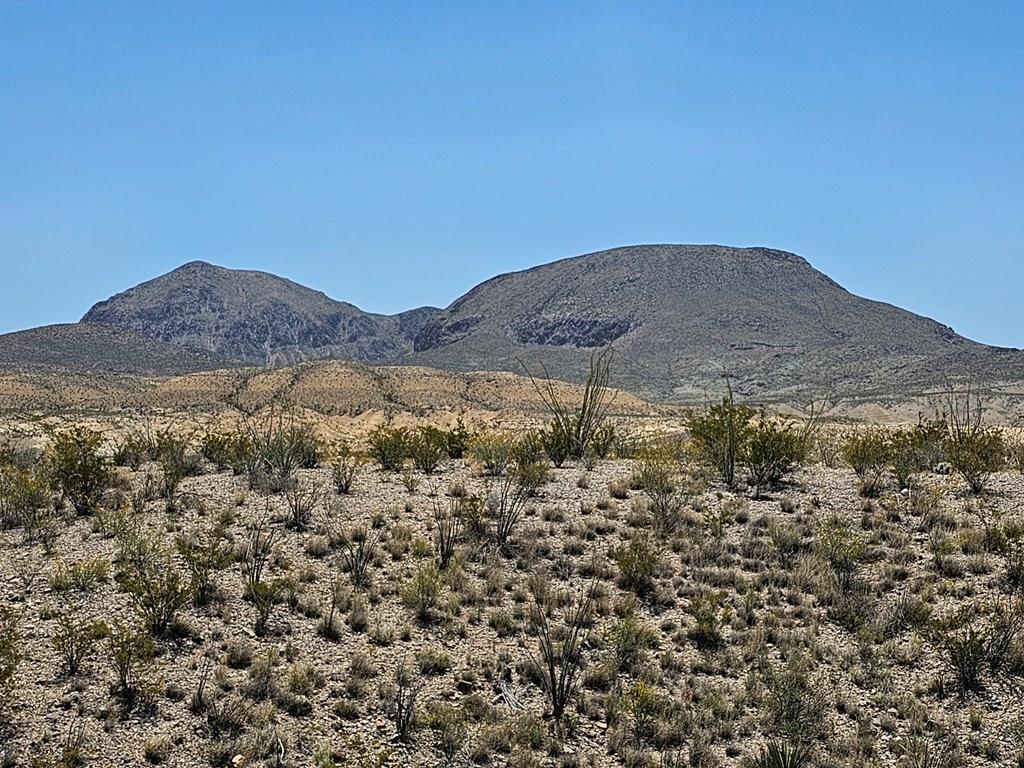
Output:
[[1, 367, 1024, 767]]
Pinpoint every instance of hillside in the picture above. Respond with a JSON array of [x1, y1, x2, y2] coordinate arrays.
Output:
[[0, 323, 236, 376], [82, 260, 439, 365], [41, 244, 1024, 406], [410, 245, 1024, 402]]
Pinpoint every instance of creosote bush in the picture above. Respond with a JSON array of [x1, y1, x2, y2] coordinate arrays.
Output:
[[842, 429, 890, 496], [367, 425, 409, 472], [46, 426, 112, 515], [943, 388, 1005, 495], [687, 383, 754, 488]]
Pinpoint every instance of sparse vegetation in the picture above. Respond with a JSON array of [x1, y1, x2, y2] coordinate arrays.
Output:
[[4, 406, 1024, 766]]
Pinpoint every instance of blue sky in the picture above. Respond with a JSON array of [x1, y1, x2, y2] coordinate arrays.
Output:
[[1, 2, 1021, 346]]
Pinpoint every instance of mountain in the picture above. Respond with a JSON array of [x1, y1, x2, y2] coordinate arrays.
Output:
[[0, 323, 236, 376], [82, 261, 439, 365], [409, 245, 1024, 402], [59, 244, 1024, 404]]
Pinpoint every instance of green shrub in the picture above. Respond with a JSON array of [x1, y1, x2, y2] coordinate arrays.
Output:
[[199, 430, 250, 473], [611, 533, 660, 596], [486, 474, 530, 547], [329, 441, 363, 494], [744, 740, 811, 768], [760, 654, 826, 743], [122, 556, 193, 636], [52, 614, 105, 676], [51, 557, 110, 592], [841, 430, 890, 496], [177, 524, 231, 605], [416, 646, 453, 675], [604, 613, 659, 672], [527, 585, 593, 723], [687, 386, 754, 487], [240, 412, 320, 491], [426, 702, 469, 765], [401, 564, 444, 622], [469, 432, 513, 476], [634, 451, 687, 534], [944, 390, 1004, 494], [539, 421, 572, 468], [746, 412, 808, 494], [367, 425, 409, 471], [945, 626, 988, 695], [408, 428, 445, 473], [46, 426, 112, 515], [105, 621, 157, 711], [688, 591, 732, 649], [0, 465, 51, 535], [815, 515, 865, 593]]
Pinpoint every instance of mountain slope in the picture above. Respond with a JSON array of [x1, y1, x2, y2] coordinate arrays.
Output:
[[0, 323, 236, 375], [82, 261, 439, 365], [409, 244, 1024, 401]]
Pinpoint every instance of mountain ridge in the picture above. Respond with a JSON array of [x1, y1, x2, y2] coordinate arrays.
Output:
[[42, 243, 1024, 404]]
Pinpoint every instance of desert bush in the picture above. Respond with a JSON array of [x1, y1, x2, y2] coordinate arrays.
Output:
[[889, 429, 931, 489], [526, 345, 616, 460], [760, 653, 826, 743], [688, 591, 732, 649], [815, 515, 865, 593], [250, 578, 287, 636], [527, 584, 594, 723], [122, 554, 193, 636], [746, 411, 809, 495], [0, 464, 51, 536], [470, 432, 514, 476], [383, 661, 423, 742], [402, 564, 444, 622], [241, 517, 280, 595], [105, 620, 157, 711], [199, 430, 250, 473], [486, 474, 530, 547], [426, 702, 469, 765], [241, 411, 320, 491], [842, 429, 890, 496], [51, 557, 110, 592], [611, 533, 660, 596], [539, 422, 572, 468], [408, 428, 445, 473], [605, 612, 659, 672], [688, 384, 754, 487], [936, 612, 991, 696], [284, 479, 320, 530], [943, 388, 1004, 494], [339, 526, 379, 588], [893, 735, 962, 768], [367, 425, 409, 471], [52, 614, 105, 676], [634, 451, 687, 534], [329, 442, 363, 494], [177, 524, 231, 605], [46, 426, 112, 515], [433, 498, 463, 570]]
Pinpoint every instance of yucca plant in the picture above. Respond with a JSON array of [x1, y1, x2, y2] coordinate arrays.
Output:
[[745, 740, 811, 768]]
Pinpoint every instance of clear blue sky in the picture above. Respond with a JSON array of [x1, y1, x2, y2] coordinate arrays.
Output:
[[1, 2, 1021, 346]]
